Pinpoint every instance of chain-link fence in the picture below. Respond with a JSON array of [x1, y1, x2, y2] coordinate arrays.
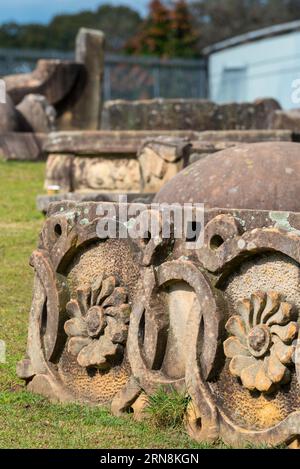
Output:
[[0, 48, 207, 101]]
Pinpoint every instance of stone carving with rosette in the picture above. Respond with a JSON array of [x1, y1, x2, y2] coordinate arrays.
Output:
[[18, 203, 300, 447]]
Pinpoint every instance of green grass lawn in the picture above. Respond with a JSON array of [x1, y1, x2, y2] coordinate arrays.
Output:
[[0, 160, 217, 449]]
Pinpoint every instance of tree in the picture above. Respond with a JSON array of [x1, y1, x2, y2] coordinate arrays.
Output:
[[168, 1, 199, 58], [0, 5, 142, 52], [127, 0, 172, 56], [190, 0, 300, 50], [126, 0, 199, 58]]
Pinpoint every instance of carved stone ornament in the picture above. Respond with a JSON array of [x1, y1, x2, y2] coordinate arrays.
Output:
[[64, 275, 130, 370], [18, 202, 300, 447], [224, 292, 298, 393]]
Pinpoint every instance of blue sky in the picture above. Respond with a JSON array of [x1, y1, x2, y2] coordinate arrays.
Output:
[[0, 0, 149, 24]]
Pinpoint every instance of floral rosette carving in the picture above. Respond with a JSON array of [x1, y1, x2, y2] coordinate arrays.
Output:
[[224, 291, 299, 393], [64, 274, 131, 370]]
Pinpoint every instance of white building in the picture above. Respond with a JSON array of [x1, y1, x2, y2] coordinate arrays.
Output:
[[204, 20, 300, 109]]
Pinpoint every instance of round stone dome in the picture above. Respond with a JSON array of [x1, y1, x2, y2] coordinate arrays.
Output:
[[154, 142, 300, 211]]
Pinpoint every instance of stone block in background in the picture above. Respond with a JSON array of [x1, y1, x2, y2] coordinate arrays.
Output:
[[138, 137, 192, 193], [16, 94, 56, 133], [270, 109, 300, 133], [0, 94, 27, 132], [0, 133, 46, 161], [196, 129, 294, 142], [4, 59, 84, 107], [3, 28, 105, 131], [17, 200, 300, 448], [68, 28, 105, 130], [101, 98, 281, 131]]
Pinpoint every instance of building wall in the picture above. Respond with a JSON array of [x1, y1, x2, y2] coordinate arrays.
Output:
[[208, 30, 300, 109]]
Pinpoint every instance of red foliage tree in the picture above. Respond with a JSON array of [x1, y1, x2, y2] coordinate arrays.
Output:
[[126, 0, 199, 58], [127, 0, 171, 56], [168, 0, 199, 58]]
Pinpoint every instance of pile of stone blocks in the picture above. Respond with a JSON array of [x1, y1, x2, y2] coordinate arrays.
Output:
[[35, 129, 296, 212], [0, 28, 105, 136]]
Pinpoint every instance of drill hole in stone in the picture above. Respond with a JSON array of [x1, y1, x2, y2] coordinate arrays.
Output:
[[54, 223, 62, 238], [142, 231, 151, 245], [210, 234, 225, 250]]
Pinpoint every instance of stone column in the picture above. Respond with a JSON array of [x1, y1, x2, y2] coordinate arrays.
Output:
[[72, 28, 105, 130]]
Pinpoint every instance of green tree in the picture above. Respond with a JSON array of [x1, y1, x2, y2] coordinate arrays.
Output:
[[168, 1, 199, 58], [190, 0, 300, 49], [127, 0, 172, 56], [0, 5, 142, 52], [126, 0, 199, 58]]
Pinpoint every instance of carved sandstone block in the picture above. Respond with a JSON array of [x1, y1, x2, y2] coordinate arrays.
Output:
[[45, 154, 140, 193], [72, 156, 140, 193], [17, 202, 143, 404], [18, 202, 300, 447]]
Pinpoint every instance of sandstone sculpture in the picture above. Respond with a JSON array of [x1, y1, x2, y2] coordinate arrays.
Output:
[[18, 198, 300, 447]]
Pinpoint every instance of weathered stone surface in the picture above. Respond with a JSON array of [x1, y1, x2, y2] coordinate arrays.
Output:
[[73, 156, 140, 192], [4, 59, 85, 107], [40, 131, 298, 206], [36, 192, 154, 214], [17, 94, 56, 133], [155, 142, 300, 211], [17, 202, 300, 447], [0, 132, 46, 161], [196, 129, 294, 143], [43, 130, 200, 154], [138, 137, 192, 193], [0, 93, 24, 132], [17, 202, 144, 404], [101, 98, 281, 131], [45, 153, 140, 194], [270, 109, 300, 133], [70, 28, 105, 130], [45, 154, 73, 192]]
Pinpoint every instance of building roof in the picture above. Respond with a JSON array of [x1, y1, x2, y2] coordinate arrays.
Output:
[[203, 20, 300, 55]]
